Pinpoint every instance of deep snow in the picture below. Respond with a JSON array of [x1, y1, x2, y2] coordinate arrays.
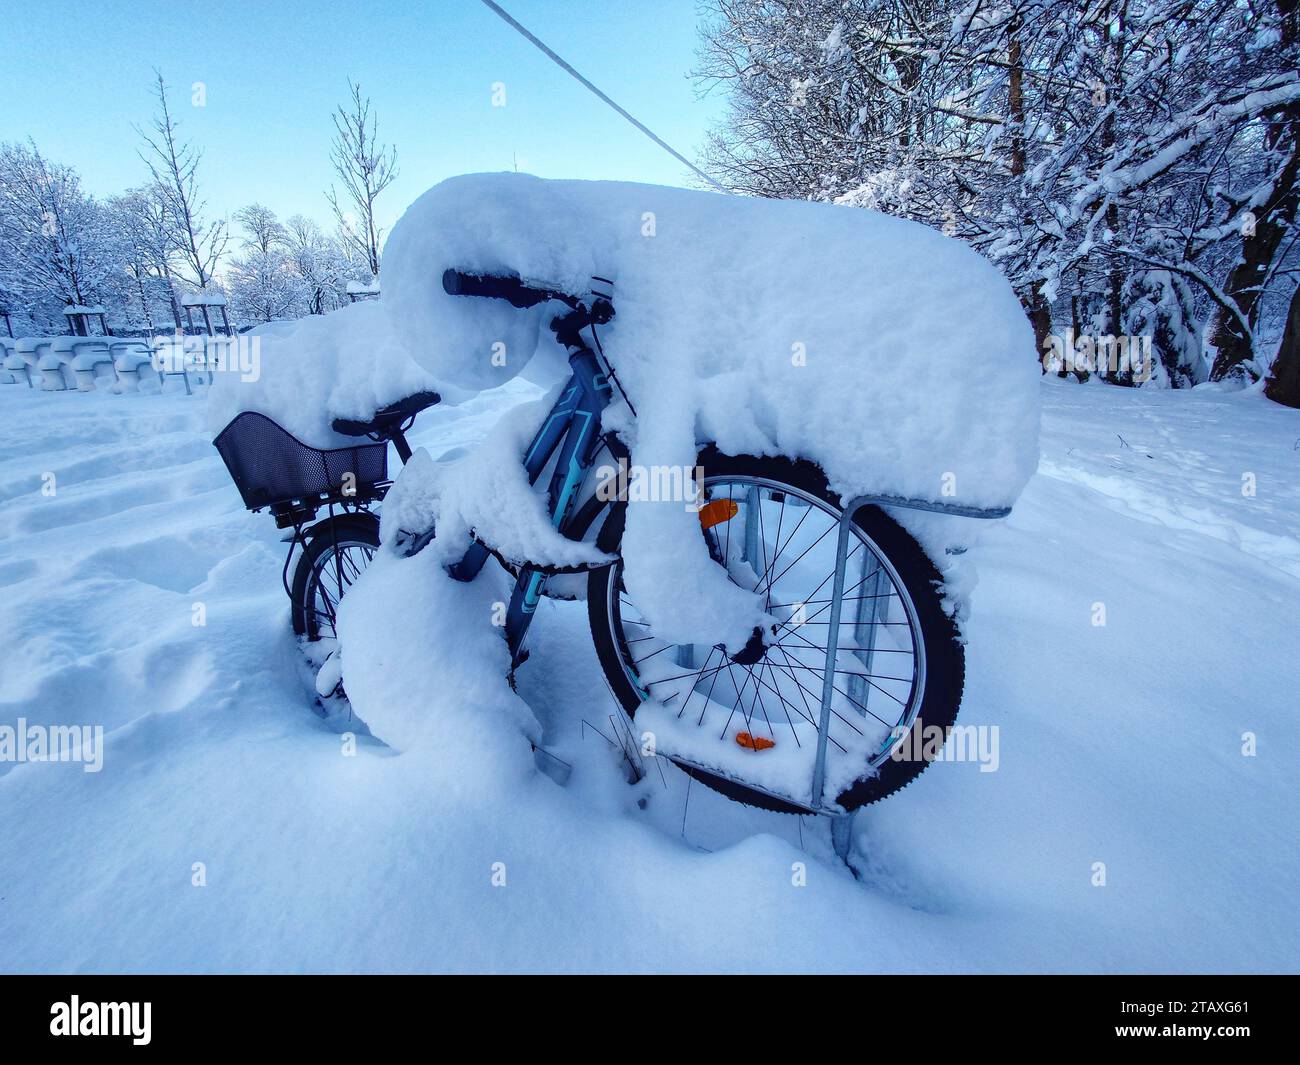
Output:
[[0, 377, 1296, 973]]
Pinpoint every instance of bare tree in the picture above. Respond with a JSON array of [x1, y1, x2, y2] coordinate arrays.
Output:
[[326, 80, 398, 277], [137, 71, 227, 292], [234, 203, 286, 256]]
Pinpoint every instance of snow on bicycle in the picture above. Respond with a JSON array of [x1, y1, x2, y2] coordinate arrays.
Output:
[[211, 173, 1039, 819]]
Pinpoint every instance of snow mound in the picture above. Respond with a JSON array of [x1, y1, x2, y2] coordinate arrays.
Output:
[[206, 175, 1040, 651], [206, 300, 454, 446], [382, 173, 1041, 511]]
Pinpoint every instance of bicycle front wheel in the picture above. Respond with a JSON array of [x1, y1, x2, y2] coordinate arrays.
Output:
[[586, 450, 965, 813]]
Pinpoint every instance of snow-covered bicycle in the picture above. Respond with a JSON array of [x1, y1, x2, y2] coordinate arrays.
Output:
[[216, 267, 968, 815]]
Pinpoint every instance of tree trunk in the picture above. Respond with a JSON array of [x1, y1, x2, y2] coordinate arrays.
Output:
[[134, 272, 155, 334], [1211, 0, 1300, 380], [1264, 283, 1300, 407], [1007, 16, 1053, 366], [1066, 275, 1089, 380], [1101, 8, 1129, 384], [1021, 285, 1053, 361], [1007, 23, 1026, 177], [1209, 137, 1300, 380], [158, 263, 184, 330]]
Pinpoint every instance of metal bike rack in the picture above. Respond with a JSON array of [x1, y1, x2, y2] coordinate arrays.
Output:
[[811, 493, 1011, 869]]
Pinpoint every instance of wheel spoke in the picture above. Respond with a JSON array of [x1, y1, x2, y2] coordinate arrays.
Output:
[[304, 537, 375, 641], [606, 473, 927, 808]]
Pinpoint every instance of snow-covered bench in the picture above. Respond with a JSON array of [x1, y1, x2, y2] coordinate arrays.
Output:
[[7, 338, 50, 389], [66, 337, 118, 391], [153, 335, 211, 395], [40, 338, 106, 392], [346, 278, 381, 302], [37, 338, 73, 390], [110, 339, 158, 393]]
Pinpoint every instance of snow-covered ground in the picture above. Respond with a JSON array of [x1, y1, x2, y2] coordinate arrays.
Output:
[[0, 377, 1295, 973]]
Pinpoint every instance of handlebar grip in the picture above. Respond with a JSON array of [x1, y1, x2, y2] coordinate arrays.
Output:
[[441, 269, 552, 309]]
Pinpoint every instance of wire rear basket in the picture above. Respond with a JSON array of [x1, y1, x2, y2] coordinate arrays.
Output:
[[213, 411, 388, 511]]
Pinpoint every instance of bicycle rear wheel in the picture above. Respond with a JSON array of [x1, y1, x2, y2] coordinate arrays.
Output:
[[290, 514, 381, 641], [585, 450, 964, 813]]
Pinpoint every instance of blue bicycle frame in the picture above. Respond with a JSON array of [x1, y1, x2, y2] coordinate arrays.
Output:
[[447, 344, 614, 669]]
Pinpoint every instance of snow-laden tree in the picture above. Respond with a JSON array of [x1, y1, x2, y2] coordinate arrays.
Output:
[[234, 203, 286, 257], [1206, 0, 1300, 380], [228, 254, 300, 324], [696, 0, 1300, 392], [1122, 236, 1208, 388], [0, 141, 125, 332], [283, 214, 351, 315], [107, 189, 186, 332], [227, 204, 301, 324]]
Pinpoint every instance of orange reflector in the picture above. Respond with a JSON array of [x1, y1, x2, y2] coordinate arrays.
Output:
[[736, 731, 775, 752], [698, 498, 739, 530]]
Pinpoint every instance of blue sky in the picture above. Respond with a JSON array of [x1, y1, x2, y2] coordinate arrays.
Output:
[[0, 0, 724, 235]]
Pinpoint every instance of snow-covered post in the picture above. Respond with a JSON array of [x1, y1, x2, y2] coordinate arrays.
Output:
[[847, 552, 885, 713], [811, 497, 865, 811], [345, 277, 381, 303], [181, 290, 231, 337], [179, 290, 230, 389], [62, 304, 110, 337]]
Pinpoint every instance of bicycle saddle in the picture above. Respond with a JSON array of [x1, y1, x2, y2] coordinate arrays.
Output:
[[331, 390, 441, 438]]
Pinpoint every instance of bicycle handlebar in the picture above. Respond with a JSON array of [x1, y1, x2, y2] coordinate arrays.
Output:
[[441, 268, 574, 310]]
